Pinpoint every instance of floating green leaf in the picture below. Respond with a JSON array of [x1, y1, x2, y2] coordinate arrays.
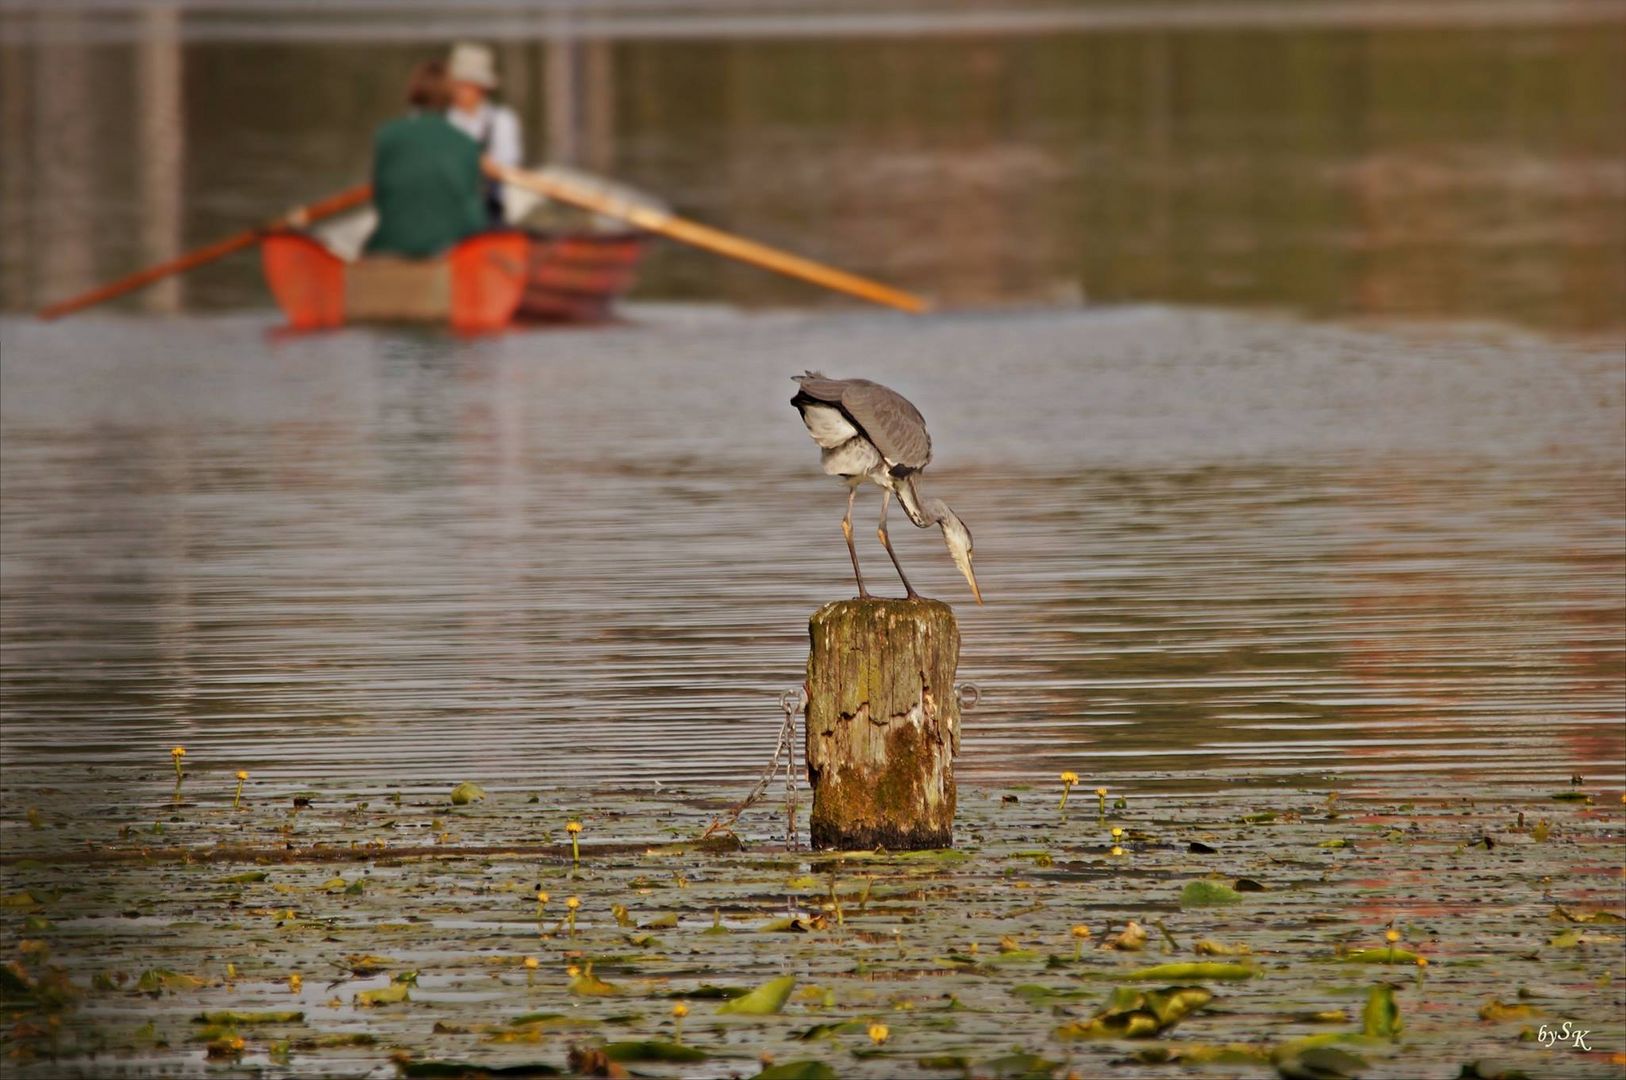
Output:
[[718, 974, 796, 1015], [1478, 1000, 1540, 1022], [195, 1010, 304, 1025], [752, 1062, 838, 1080], [1181, 880, 1243, 907], [136, 968, 206, 993], [1361, 985, 1401, 1037], [1122, 962, 1258, 981], [449, 782, 486, 805], [1272, 1042, 1368, 1080], [568, 968, 620, 997], [355, 982, 410, 1006], [1340, 947, 1421, 965], [602, 1040, 707, 1063], [400, 1061, 559, 1078], [1054, 985, 1213, 1039], [215, 871, 268, 884]]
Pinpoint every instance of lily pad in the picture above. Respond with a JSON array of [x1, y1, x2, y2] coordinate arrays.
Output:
[[1181, 880, 1243, 907], [718, 974, 796, 1015], [400, 1061, 560, 1078], [1121, 962, 1258, 981], [752, 1063, 838, 1080], [602, 1039, 707, 1062], [1054, 985, 1213, 1039], [1361, 985, 1400, 1037], [449, 782, 486, 805], [355, 982, 410, 1006], [195, 1010, 305, 1024]]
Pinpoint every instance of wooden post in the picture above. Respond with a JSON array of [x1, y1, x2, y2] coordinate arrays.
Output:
[[805, 598, 961, 850]]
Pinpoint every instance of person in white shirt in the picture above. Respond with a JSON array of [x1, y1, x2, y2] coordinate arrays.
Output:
[[445, 42, 523, 225]]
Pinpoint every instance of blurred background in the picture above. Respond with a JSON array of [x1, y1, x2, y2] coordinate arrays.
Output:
[[3, 0, 1622, 330]]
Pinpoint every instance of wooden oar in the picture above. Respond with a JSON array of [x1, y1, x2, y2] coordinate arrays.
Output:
[[36, 184, 373, 321], [491, 163, 929, 314]]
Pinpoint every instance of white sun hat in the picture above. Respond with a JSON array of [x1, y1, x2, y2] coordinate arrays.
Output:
[[448, 42, 498, 89]]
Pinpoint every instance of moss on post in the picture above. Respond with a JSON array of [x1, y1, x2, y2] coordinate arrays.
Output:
[[804, 598, 961, 850]]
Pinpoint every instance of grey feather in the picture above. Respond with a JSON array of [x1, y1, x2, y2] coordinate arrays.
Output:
[[792, 373, 932, 471]]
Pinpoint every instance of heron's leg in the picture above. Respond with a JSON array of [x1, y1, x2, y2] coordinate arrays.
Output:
[[877, 488, 919, 599], [842, 481, 870, 599]]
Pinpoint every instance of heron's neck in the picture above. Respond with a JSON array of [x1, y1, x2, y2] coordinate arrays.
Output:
[[897, 474, 949, 529]]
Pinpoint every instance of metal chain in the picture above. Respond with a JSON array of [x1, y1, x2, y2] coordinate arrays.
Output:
[[699, 687, 805, 850]]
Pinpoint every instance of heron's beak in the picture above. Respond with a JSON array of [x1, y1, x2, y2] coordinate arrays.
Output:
[[950, 548, 983, 606]]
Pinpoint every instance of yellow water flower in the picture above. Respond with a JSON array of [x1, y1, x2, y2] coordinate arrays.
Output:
[[566, 821, 583, 833], [523, 956, 539, 970], [565, 895, 581, 936], [567, 820, 583, 864], [1058, 771, 1079, 811], [235, 770, 248, 781], [233, 770, 249, 809], [1385, 929, 1401, 943], [868, 1023, 889, 1045], [171, 746, 186, 780], [1071, 924, 1091, 960], [1110, 845, 1124, 857], [672, 1002, 689, 1018], [288, 972, 302, 993]]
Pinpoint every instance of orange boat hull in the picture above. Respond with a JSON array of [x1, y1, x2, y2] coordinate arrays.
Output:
[[262, 228, 647, 331], [261, 230, 531, 332], [517, 231, 648, 323]]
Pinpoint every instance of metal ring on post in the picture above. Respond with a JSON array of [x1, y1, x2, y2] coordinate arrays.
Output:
[[955, 682, 981, 710], [780, 687, 807, 714]]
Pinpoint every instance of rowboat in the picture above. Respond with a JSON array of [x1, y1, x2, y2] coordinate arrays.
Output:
[[260, 227, 648, 332], [260, 166, 655, 331]]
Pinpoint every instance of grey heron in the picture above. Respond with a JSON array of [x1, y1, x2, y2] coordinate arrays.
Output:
[[791, 372, 982, 604]]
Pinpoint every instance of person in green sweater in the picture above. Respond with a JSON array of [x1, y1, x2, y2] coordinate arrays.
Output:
[[364, 60, 488, 258]]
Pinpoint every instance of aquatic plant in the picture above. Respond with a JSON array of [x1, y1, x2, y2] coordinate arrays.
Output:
[[567, 820, 583, 865], [171, 746, 186, 782], [1110, 826, 1125, 857], [1058, 771, 1078, 811], [868, 1022, 889, 1046], [287, 972, 301, 994], [233, 770, 248, 810], [671, 1001, 688, 1043], [1096, 786, 1108, 823], [1071, 924, 1091, 961], [534, 889, 549, 921], [523, 956, 538, 987], [565, 895, 580, 936]]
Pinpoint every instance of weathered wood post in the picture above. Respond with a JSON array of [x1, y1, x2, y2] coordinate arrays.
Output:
[[805, 598, 961, 850]]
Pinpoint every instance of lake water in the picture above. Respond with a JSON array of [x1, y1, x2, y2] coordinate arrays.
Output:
[[1, 3, 1623, 801], [2, 305, 1621, 798]]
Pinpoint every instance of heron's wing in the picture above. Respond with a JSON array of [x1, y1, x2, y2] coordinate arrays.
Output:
[[838, 380, 932, 471]]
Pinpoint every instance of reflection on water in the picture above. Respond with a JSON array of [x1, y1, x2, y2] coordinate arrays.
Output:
[[1, 306, 1621, 795], [1, 6, 1623, 330]]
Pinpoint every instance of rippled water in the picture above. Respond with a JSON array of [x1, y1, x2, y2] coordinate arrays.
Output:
[[2, 305, 1621, 795]]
